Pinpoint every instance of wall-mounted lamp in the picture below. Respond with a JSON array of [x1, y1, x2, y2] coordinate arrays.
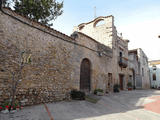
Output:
[[98, 51, 103, 57]]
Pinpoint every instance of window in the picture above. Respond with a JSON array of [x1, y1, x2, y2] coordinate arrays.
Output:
[[153, 73, 156, 81], [108, 73, 112, 86], [129, 75, 132, 82], [119, 52, 122, 57], [153, 66, 157, 70], [129, 75, 132, 79], [119, 52, 122, 63]]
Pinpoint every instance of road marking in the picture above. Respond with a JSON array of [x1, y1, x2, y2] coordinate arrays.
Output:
[[44, 104, 54, 120]]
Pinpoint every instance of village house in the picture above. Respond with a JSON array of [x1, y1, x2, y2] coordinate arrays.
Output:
[[149, 60, 160, 88], [128, 49, 150, 89], [73, 16, 130, 91], [0, 7, 150, 106]]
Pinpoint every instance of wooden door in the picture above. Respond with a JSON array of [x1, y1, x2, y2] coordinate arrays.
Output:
[[119, 75, 123, 90], [108, 73, 112, 91], [80, 58, 91, 92]]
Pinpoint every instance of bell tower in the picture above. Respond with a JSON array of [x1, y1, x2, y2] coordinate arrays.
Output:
[[73, 15, 116, 49]]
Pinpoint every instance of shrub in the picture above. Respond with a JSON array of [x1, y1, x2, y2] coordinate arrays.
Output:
[[0, 100, 22, 111], [113, 84, 120, 93], [94, 89, 103, 95], [0, 106, 3, 111], [127, 82, 132, 88], [1, 101, 10, 110], [70, 89, 85, 100]]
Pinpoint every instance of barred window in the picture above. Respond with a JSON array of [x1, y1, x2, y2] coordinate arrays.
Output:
[[153, 73, 156, 81]]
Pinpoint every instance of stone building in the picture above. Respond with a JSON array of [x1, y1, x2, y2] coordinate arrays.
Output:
[[128, 48, 150, 89], [149, 60, 160, 88], [74, 16, 130, 91], [0, 7, 150, 106], [0, 8, 113, 105]]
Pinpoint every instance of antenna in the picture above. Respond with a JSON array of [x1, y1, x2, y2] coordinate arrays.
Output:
[[94, 6, 97, 19]]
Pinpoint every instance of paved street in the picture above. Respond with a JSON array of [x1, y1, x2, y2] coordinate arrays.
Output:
[[0, 90, 160, 120]]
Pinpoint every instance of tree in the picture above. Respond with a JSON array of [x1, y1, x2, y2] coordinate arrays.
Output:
[[4, 0, 63, 27], [0, 42, 31, 111]]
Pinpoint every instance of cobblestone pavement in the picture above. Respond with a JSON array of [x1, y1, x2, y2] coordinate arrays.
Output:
[[0, 90, 160, 120]]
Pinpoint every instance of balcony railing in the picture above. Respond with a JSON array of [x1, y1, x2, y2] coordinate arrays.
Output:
[[118, 57, 128, 68]]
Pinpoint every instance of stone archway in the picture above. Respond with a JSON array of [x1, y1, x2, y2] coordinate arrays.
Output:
[[80, 58, 91, 92]]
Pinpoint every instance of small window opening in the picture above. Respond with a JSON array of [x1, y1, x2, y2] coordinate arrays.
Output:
[[119, 52, 122, 57], [0, 69, 5, 72], [153, 73, 156, 81]]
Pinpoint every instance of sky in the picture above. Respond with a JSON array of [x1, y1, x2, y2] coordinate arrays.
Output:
[[53, 0, 160, 60]]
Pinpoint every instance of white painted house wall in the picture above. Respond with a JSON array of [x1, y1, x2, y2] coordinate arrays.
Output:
[[150, 64, 160, 88]]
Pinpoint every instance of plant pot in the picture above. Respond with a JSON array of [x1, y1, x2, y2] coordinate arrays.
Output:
[[97, 91, 103, 96], [1, 109, 9, 114], [128, 88, 132, 91], [113, 88, 119, 93]]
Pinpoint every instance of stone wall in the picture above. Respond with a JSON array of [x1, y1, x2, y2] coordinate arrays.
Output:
[[0, 9, 74, 105], [0, 8, 112, 106], [128, 51, 139, 88], [137, 49, 150, 89]]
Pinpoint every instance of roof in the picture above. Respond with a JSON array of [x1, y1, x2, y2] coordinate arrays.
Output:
[[129, 49, 138, 54], [77, 32, 101, 44], [149, 60, 160, 65]]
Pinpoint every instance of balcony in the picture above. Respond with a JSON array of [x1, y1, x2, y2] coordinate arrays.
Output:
[[118, 57, 128, 68]]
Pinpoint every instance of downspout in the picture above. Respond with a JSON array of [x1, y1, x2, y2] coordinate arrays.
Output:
[[0, 0, 2, 10]]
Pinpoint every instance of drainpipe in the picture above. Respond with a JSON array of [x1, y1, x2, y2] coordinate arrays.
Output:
[[0, 0, 2, 10]]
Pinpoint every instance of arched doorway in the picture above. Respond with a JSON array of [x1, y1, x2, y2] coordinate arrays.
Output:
[[80, 58, 91, 92], [129, 68, 136, 89]]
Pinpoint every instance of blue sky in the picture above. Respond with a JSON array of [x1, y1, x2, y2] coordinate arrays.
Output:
[[53, 0, 160, 60]]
